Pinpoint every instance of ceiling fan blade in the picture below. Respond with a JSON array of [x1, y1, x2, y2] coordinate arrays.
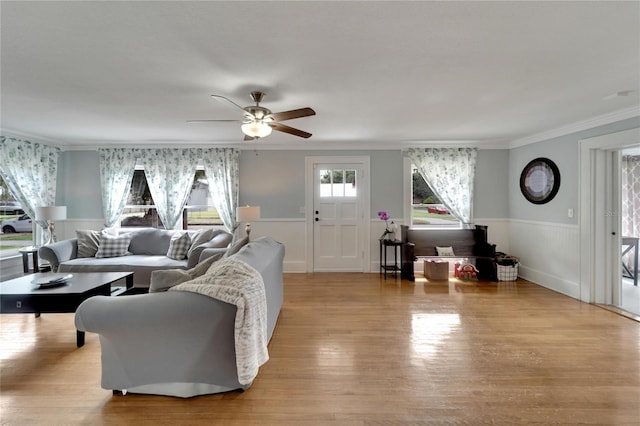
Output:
[[244, 134, 255, 141], [269, 122, 312, 139], [210, 94, 250, 113], [186, 119, 241, 123], [267, 107, 316, 122]]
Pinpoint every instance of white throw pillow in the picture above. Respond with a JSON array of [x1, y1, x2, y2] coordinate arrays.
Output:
[[436, 246, 455, 256], [95, 232, 132, 258], [166, 232, 191, 260]]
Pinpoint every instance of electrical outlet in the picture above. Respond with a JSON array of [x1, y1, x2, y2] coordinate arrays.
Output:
[[568, 208, 574, 218]]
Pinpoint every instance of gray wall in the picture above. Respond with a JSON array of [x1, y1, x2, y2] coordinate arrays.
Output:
[[58, 150, 103, 219], [509, 116, 640, 224], [58, 148, 507, 222], [474, 149, 509, 219]]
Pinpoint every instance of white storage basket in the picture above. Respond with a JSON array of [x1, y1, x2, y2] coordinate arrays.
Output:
[[497, 263, 518, 281]]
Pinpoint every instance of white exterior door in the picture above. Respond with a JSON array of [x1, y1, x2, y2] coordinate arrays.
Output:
[[306, 157, 369, 272]]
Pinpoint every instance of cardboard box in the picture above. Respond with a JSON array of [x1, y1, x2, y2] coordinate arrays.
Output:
[[424, 259, 449, 280]]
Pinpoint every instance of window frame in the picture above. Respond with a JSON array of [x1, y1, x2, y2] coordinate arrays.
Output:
[[403, 157, 462, 229], [120, 164, 222, 230]]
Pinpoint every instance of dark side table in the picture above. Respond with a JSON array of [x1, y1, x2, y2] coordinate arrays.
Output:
[[379, 239, 403, 279], [18, 246, 40, 274]]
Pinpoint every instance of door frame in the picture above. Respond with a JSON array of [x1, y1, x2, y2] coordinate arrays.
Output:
[[305, 156, 370, 273], [579, 127, 640, 304]]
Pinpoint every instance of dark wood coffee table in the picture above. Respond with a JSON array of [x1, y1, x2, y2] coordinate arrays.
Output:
[[0, 271, 134, 347]]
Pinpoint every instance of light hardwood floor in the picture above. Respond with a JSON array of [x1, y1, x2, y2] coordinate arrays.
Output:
[[1, 273, 639, 425]]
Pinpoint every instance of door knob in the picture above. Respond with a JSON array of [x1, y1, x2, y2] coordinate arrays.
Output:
[[315, 218, 319, 221], [315, 210, 319, 215]]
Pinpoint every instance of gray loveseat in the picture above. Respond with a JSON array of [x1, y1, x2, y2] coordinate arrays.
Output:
[[39, 228, 232, 288], [74, 236, 285, 398]]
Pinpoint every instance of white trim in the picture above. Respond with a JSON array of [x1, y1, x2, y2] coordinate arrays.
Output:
[[579, 127, 640, 304], [511, 106, 640, 148], [305, 156, 371, 273], [0, 128, 66, 146], [508, 218, 579, 230]]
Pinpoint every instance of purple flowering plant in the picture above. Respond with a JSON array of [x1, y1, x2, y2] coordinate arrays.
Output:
[[377, 210, 395, 239]]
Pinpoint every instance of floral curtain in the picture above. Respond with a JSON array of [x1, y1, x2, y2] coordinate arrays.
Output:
[[0, 137, 60, 241], [141, 148, 199, 230], [407, 147, 478, 227], [99, 148, 139, 228], [200, 148, 240, 233]]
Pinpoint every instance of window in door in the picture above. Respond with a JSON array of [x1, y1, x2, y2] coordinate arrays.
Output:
[[319, 169, 357, 197], [410, 164, 461, 228]]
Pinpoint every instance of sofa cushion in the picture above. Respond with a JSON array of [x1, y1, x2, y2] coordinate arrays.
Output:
[[128, 228, 174, 255], [76, 229, 101, 258], [187, 230, 232, 268], [149, 269, 192, 293], [149, 251, 224, 292], [224, 235, 249, 258], [166, 232, 191, 260], [186, 229, 215, 258], [95, 232, 132, 258]]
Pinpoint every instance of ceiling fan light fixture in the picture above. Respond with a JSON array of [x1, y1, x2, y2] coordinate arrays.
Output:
[[241, 121, 272, 138]]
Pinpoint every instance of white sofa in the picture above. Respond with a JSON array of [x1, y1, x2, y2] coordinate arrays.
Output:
[[39, 228, 233, 288], [74, 236, 285, 397]]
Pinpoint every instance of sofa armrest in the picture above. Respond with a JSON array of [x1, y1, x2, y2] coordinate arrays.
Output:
[[39, 238, 78, 272], [74, 292, 240, 391]]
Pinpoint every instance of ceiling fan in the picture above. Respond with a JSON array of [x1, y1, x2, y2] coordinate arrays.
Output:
[[188, 91, 316, 140]]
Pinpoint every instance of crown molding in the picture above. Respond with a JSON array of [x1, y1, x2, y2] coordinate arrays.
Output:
[[0, 128, 66, 146], [509, 105, 640, 149]]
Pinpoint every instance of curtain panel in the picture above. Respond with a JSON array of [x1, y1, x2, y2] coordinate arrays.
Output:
[[407, 147, 478, 227], [99, 148, 139, 228], [97, 147, 239, 231], [141, 148, 199, 230], [200, 148, 240, 233], [0, 137, 60, 240]]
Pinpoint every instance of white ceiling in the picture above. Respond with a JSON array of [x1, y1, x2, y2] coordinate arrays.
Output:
[[1, 1, 639, 150]]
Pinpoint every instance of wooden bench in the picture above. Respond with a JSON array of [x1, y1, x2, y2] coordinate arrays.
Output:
[[400, 224, 497, 281]]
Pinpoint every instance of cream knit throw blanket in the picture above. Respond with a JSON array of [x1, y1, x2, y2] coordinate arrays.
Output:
[[169, 257, 268, 385]]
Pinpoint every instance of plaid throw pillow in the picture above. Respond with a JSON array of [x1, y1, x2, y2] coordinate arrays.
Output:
[[166, 232, 191, 260], [95, 232, 132, 258]]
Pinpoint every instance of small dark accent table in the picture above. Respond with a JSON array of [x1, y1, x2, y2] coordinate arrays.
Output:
[[18, 246, 40, 273], [379, 239, 403, 279], [0, 271, 134, 347]]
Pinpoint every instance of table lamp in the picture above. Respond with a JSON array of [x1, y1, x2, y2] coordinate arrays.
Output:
[[236, 206, 260, 240], [35, 206, 67, 245]]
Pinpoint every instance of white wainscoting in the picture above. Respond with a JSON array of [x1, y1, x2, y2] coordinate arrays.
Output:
[[508, 219, 580, 298], [44, 218, 579, 297], [246, 219, 308, 273], [475, 218, 510, 254]]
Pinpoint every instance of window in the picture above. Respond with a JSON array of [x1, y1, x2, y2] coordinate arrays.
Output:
[[121, 167, 222, 229], [0, 175, 32, 259], [320, 169, 357, 197], [410, 164, 461, 228]]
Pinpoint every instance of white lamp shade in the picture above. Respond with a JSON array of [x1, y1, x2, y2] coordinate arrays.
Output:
[[236, 206, 261, 222], [241, 122, 272, 138], [35, 206, 67, 221]]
